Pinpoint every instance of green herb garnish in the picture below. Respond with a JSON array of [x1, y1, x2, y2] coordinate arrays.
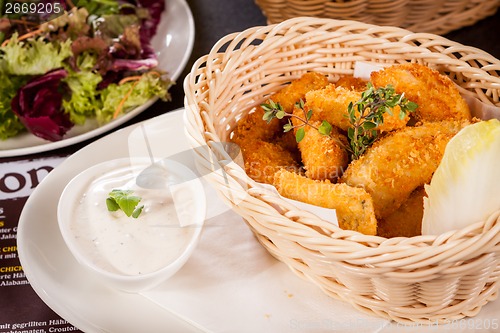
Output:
[[262, 99, 341, 146], [261, 83, 417, 159], [106, 189, 144, 218], [346, 83, 417, 159]]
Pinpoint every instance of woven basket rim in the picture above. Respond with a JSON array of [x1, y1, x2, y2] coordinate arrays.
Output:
[[254, 0, 500, 35], [184, 16, 500, 245], [203, 16, 500, 88]]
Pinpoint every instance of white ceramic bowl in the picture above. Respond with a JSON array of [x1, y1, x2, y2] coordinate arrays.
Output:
[[57, 157, 205, 293]]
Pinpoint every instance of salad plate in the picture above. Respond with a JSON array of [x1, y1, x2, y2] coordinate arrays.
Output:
[[0, 0, 194, 158]]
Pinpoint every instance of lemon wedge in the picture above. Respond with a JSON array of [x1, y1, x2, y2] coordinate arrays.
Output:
[[421, 119, 500, 235]]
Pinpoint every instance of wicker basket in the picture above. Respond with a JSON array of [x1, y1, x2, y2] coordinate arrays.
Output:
[[254, 0, 500, 35], [183, 17, 500, 323]]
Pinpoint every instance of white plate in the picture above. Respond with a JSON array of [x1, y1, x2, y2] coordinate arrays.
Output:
[[0, 0, 194, 158], [17, 109, 202, 333]]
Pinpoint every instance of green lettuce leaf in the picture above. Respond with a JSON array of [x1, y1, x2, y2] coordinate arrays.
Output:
[[77, 0, 120, 16], [97, 72, 172, 125], [62, 53, 103, 125], [94, 14, 140, 40], [50, 7, 91, 40], [0, 33, 72, 75], [0, 72, 27, 140]]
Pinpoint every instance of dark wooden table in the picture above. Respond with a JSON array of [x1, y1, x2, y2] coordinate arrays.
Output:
[[1, 1, 499, 331]]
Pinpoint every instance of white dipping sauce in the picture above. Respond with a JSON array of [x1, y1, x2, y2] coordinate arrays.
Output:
[[71, 163, 199, 276]]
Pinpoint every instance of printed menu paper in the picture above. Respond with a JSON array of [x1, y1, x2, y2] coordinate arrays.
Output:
[[0, 156, 82, 333]]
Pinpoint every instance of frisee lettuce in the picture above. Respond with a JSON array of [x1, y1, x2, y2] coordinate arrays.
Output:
[[63, 70, 103, 125], [0, 72, 27, 139], [0, 33, 72, 75], [62, 53, 103, 125], [97, 72, 172, 125]]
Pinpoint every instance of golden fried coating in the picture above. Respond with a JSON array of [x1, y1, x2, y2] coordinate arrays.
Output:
[[304, 84, 356, 129], [274, 169, 377, 235], [377, 187, 426, 238], [238, 139, 300, 185], [370, 63, 471, 122], [295, 116, 349, 181], [275, 130, 301, 162], [340, 120, 469, 219], [335, 76, 368, 91], [232, 72, 329, 154], [288, 103, 349, 182], [305, 84, 409, 133], [231, 106, 281, 145], [269, 72, 329, 113]]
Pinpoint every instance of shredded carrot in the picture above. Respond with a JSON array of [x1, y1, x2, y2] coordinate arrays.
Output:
[[113, 81, 140, 119], [113, 71, 163, 118], [148, 70, 162, 78], [1, 28, 43, 47], [118, 71, 162, 85], [18, 28, 44, 41], [119, 75, 142, 85]]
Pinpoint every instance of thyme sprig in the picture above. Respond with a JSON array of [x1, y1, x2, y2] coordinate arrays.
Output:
[[261, 83, 417, 159], [262, 99, 333, 143], [347, 83, 417, 158]]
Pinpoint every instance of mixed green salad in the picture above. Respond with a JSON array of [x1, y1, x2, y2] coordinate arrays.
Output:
[[0, 0, 171, 142]]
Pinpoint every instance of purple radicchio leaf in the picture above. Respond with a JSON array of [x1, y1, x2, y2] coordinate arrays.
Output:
[[11, 69, 73, 142], [104, 0, 163, 74], [135, 0, 164, 61], [110, 58, 158, 71], [137, 0, 165, 43]]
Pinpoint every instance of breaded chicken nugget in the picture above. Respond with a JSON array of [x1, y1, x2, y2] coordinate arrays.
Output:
[[233, 72, 329, 152], [340, 120, 470, 219], [238, 139, 300, 185], [294, 114, 349, 181], [288, 103, 349, 181], [232, 106, 280, 145], [270, 72, 329, 113], [335, 76, 368, 91], [275, 130, 301, 162], [304, 84, 357, 130], [377, 187, 426, 238], [305, 84, 409, 133], [274, 169, 377, 235], [370, 63, 471, 122]]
